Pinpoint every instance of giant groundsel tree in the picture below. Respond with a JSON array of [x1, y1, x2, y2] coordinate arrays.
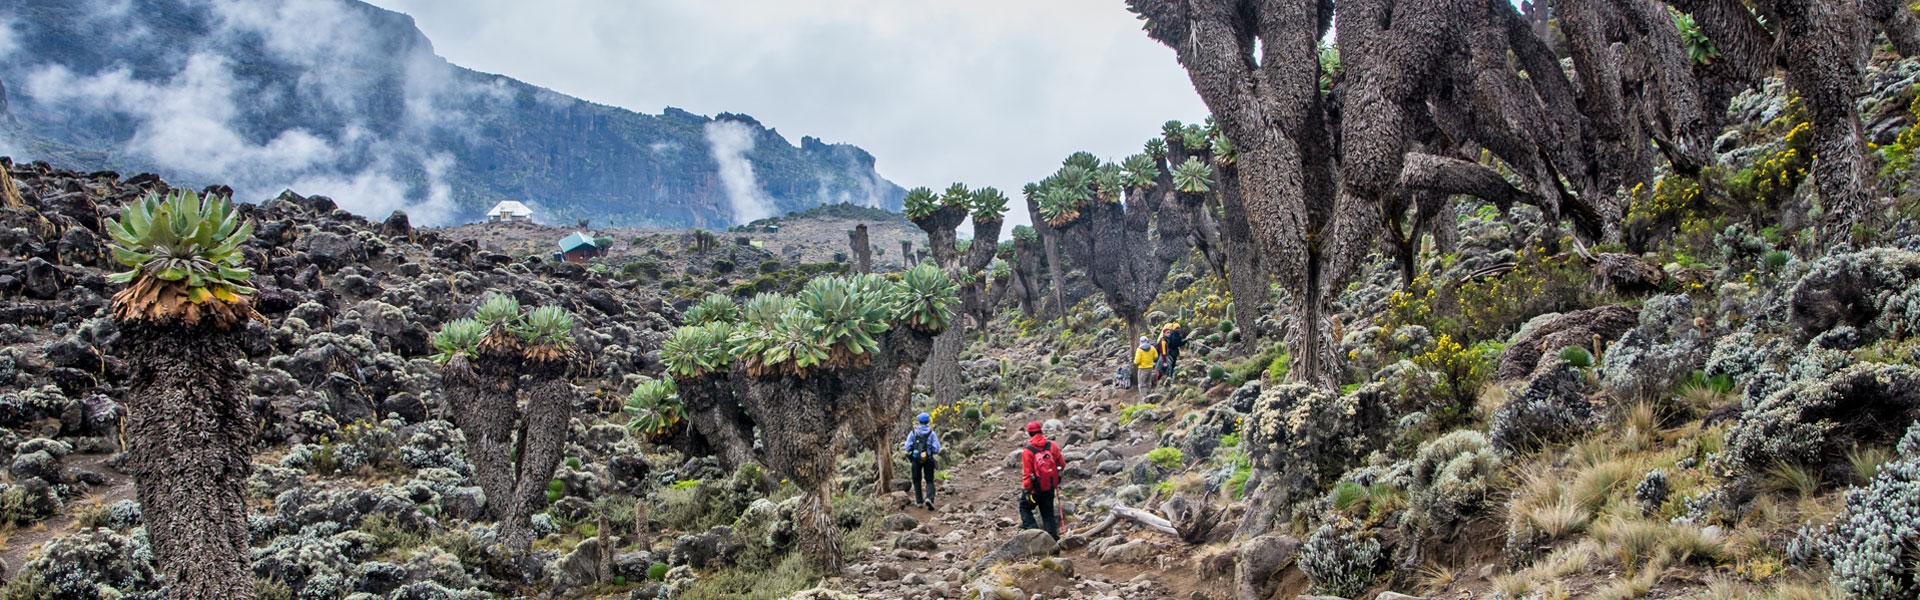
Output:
[[1029, 141, 1199, 344], [904, 184, 1007, 403], [1122, 0, 1920, 384], [657, 265, 958, 572], [433, 295, 583, 553], [106, 189, 260, 600]]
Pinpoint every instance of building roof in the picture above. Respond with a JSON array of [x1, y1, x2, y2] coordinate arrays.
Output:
[[487, 201, 534, 217], [558, 232, 598, 252]]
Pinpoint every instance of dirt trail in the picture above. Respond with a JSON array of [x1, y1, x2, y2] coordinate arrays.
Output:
[[837, 383, 1209, 600], [1, 453, 137, 577]]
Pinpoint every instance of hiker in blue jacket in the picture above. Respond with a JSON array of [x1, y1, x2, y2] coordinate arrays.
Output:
[[903, 412, 943, 510]]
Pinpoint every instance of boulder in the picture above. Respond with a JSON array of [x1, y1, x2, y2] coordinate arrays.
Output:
[[669, 526, 740, 568], [1495, 305, 1639, 381], [1234, 534, 1299, 600], [300, 232, 362, 272], [893, 532, 939, 551], [881, 513, 920, 531], [553, 537, 609, 588], [380, 211, 412, 239], [1097, 539, 1162, 564], [975, 529, 1056, 569]]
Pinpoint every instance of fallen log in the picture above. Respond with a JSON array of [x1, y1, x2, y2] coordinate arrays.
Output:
[[1111, 503, 1179, 536], [1058, 513, 1120, 550]]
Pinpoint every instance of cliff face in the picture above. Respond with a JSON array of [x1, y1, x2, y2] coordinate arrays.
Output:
[[0, 0, 905, 226]]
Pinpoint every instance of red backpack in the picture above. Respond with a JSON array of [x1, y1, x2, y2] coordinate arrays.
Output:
[[1026, 441, 1060, 492]]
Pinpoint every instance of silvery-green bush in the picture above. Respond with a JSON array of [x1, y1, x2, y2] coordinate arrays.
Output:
[[1299, 516, 1383, 597], [1722, 363, 1920, 479], [1490, 359, 1593, 454], [1803, 421, 1920, 599], [1404, 430, 1500, 533]]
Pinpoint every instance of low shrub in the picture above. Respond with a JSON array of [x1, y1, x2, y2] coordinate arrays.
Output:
[[1798, 422, 1920, 598], [1404, 430, 1501, 534], [1299, 517, 1384, 597], [1146, 447, 1184, 469]]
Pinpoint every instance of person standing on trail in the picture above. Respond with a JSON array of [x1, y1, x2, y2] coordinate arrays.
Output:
[[1132, 336, 1159, 397], [1156, 322, 1187, 378], [904, 412, 943, 510], [1018, 420, 1065, 539]]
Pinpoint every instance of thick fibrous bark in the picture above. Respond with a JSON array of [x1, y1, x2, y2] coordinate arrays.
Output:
[[912, 205, 971, 403], [121, 326, 255, 600], [444, 355, 519, 521], [677, 372, 756, 470], [1213, 162, 1270, 342], [848, 224, 872, 274], [1773, 0, 1885, 245], [740, 325, 937, 572], [1010, 236, 1046, 318], [1051, 152, 1193, 342], [500, 371, 577, 552], [957, 217, 1006, 327], [1023, 194, 1073, 319]]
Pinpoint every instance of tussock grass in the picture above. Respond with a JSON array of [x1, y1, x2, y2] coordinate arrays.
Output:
[[1847, 444, 1893, 483], [1415, 563, 1456, 594], [1520, 499, 1590, 543], [70, 497, 108, 529], [1490, 573, 1532, 599], [677, 552, 821, 600], [1764, 462, 1821, 500], [1572, 459, 1640, 513], [1592, 516, 1726, 570]]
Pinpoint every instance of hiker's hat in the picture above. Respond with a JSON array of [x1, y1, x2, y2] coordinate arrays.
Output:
[[917, 412, 931, 424], [1026, 421, 1043, 434]]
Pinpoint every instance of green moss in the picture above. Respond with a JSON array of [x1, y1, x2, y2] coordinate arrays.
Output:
[[1147, 447, 1184, 468], [1118, 403, 1159, 425]]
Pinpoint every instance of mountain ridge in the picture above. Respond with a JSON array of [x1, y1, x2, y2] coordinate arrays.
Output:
[[0, 0, 906, 227]]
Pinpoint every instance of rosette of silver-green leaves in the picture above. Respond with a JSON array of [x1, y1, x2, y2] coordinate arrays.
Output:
[[801, 274, 894, 364], [430, 318, 486, 363], [894, 263, 959, 333], [516, 305, 576, 363], [1121, 154, 1160, 190], [740, 292, 796, 328], [989, 258, 1012, 280], [658, 265, 960, 379], [624, 376, 685, 438], [733, 302, 832, 377], [902, 186, 940, 221], [970, 186, 1009, 222], [684, 293, 740, 326], [662, 321, 736, 378], [1172, 157, 1215, 194]]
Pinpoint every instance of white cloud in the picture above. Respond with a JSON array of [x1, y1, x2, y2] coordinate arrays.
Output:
[[0, 18, 16, 60], [362, 0, 1210, 227], [23, 53, 461, 225], [705, 120, 775, 224]]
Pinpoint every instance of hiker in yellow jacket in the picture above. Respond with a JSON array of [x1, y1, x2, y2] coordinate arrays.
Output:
[[1133, 335, 1159, 397]]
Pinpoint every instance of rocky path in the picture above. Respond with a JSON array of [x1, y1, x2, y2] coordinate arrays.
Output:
[[833, 384, 1210, 600]]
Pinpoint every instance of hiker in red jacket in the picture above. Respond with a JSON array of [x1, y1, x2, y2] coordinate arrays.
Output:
[[1018, 420, 1065, 539]]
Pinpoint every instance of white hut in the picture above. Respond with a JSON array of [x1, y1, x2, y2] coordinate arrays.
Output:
[[486, 201, 534, 223]]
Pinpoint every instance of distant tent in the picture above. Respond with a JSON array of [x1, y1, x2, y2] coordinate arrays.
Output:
[[487, 201, 534, 223], [558, 231, 601, 263]]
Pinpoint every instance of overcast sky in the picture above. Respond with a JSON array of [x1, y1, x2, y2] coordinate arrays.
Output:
[[360, 0, 1210, 226]]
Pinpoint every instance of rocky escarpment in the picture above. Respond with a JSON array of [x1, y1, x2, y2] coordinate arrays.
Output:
[[0, 159, 686, 596]]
